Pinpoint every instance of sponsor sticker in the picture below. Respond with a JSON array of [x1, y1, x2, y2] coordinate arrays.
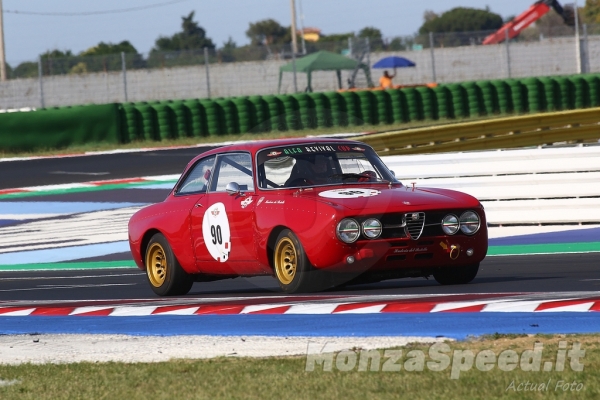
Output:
[[318, 188, 381, 199], [241, 197, 253, 209], [202, 202, 231, 262], [267, 151, 282, 157]]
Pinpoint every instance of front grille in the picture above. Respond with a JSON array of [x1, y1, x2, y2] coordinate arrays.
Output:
[[404, 212, 425, 240]]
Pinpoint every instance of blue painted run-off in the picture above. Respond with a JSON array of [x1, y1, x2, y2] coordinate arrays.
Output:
[[2, 314, 599, 339]]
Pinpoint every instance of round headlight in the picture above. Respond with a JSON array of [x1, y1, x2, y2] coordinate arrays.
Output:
[[441, 214, 459, 235], [460, 211, 480, 235], [336, 218, 360, 243], [362, 218, 382, 239]]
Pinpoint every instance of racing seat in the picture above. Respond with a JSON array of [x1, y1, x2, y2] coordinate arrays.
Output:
[[284, 159, 313, 187]]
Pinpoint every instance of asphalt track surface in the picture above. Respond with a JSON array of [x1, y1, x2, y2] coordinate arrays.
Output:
[[1, 146, 599, 303], [0, 146, 215, 190], [0, 252, 598, 302]]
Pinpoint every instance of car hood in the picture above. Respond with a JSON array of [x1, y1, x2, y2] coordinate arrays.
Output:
[[297, 185, 479, 212]]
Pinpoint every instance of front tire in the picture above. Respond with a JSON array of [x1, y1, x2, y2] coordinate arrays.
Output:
[[273, 229, 321, 293], [433, 263, 479, 285], [145, 233, 193, 296]]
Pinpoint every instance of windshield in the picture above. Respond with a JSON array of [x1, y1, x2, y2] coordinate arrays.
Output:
[[256, 143, 398, 189]]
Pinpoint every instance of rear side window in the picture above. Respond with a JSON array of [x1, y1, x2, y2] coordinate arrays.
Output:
[[210, 153, 255, 192], [177, 156, 216, 194]]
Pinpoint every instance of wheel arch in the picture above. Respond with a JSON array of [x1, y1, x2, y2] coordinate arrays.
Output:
[[140, 228, 163, 269]]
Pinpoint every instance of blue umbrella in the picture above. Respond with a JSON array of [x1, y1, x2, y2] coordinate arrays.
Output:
[[372, 56, 416, 68]]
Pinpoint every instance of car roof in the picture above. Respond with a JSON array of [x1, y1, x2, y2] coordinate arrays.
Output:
[[189, 137, 369, 163]]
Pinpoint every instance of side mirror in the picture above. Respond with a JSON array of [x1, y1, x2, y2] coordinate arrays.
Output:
[[390, 170, 396, 177], [225, 182, 244, 196]]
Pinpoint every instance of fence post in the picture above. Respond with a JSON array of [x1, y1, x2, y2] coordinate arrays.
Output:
[[365, 37, 372, 87], [575, 0, 582, 74], [121, 52, 128, 102], [38, 56, 45, 108], [429, 32, 437, 82], [291, 44, 298, 93], [348, 37, 353, 57], [204, 47, 211, 98], [583, 24, 590, 73], [505, 29, 511, 78]]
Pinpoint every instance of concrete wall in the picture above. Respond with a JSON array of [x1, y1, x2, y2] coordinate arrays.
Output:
[[0, 36, 597, 110]]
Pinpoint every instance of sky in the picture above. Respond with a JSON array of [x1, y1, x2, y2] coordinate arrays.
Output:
[[2, 0, 532, 65]]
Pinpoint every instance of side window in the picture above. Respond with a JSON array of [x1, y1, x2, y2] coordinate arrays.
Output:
[[177, 156, 216, 194], [210, 153, 255, 192]]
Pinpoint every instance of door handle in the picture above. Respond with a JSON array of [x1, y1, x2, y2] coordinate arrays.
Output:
[[195, 203, 203, 208]]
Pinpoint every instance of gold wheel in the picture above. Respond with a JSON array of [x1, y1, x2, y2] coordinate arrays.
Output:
[[274, 237, 297, 285], [146, 242, 167, 288]]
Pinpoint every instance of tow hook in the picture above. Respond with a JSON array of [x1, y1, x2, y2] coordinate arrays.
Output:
[[440, 241, 460, 260], [449, 244, 460, 260]]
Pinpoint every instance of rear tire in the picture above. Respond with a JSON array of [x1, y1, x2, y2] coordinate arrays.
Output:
[[145, 233, 193, 296], [273, 229, 323, 293], [433, 263, 479, 285]]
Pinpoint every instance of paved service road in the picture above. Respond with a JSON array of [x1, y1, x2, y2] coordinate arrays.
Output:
[[1, 253, 598, 302]]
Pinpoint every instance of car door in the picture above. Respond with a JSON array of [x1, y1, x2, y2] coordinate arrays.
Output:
[[190, 152, 257, 271]]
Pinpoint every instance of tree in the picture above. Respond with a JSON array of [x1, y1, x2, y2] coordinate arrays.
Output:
[[80, 41, 138, 57], [358, 27, 383, 42], [153, 11, 215, 52], [246, 19, 289, 46], [583, 0, 600, 23], [320, 32, 355, 42], [419, 7, 503, 34]]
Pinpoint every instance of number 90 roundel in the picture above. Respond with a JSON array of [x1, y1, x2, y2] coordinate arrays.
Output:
[[202, 202, 231, 262]]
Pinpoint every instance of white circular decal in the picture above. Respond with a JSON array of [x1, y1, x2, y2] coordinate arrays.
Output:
[[202, 202, 231, 262], [318, 189, 381, 199]]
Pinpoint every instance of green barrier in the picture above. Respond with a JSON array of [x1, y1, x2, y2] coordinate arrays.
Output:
[[263, 95, 284, 131], [356, 91, 375, 125], [432, 86, 449, 119], [490, 80, 510, 114], [323, 91, 341, 127], [232, 97, 251, 133], [0, 103, 122, 152], [402, 88, 420, 121], [247, 95, 267, 132], [461, 82, 482, 117], [506, 79, 526, 114], [9, 73, 600, 153], [476, 80, 494, 115], [122, 103, 141, 141], [309, 92, 329, 128], [183, 99, 207, 137], [522, 78, 542, 113], [555, 77, 573, 110], [416, 87, 435, 120], [339, 91, 359, 126], [582, 74, 600, 107], [446, 84, 466, 119], [215, 98, 238, 135]]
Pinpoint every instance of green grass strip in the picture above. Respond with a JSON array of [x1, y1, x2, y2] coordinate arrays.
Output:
[[0, 180, 176, 200], [488, 241, 600, 256], [0, 261, 138, 271]]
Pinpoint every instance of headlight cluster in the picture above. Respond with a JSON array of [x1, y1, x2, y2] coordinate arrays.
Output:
[[336, 218, 382, 243], [442, 211, 480, 236]]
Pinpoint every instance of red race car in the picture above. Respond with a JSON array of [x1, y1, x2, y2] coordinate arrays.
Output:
[[128, 138, 488, 296]]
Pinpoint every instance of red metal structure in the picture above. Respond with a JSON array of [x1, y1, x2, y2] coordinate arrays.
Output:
[[483, 0, 574, 45]]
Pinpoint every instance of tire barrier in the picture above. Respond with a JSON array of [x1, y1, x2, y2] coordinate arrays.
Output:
[[4, 74, 600, 152], [0, 103, 122, 152]]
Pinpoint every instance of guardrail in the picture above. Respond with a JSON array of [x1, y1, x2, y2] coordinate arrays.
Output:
[[361, 108, 600, 155], [382, 145, 600, 225]]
